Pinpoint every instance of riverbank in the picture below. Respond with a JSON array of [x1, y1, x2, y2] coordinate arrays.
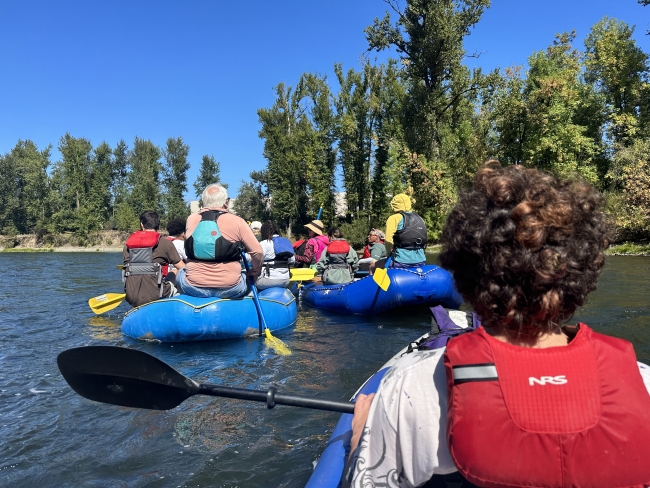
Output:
[[606, 242, 650, 256]]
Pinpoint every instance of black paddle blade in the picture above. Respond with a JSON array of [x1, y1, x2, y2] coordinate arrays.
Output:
[[57, 346, 200, 410]]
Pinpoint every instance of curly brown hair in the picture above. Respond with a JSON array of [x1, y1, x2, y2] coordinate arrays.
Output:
[[439, 161, 611, 338]]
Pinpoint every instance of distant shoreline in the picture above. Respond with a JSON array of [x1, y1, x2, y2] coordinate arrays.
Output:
[[0, 247, 123, 253]]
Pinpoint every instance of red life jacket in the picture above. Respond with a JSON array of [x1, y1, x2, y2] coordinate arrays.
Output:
[[124, 231, 168, 278], [444, 324, 650, 488], [362, 244, 371, 259]]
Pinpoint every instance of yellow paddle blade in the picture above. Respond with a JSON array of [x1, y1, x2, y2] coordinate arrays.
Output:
[[373, 267, 391, 291], [264, 328, 292, 356], [116, 264, 124, 270], [289, 268, 316, 281], [88, 293, 126, 314]]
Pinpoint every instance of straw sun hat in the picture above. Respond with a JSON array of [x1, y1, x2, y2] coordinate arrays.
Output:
[[304, 219, 324, 236]]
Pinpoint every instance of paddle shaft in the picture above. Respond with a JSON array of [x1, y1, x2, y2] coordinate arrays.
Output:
[[241, 251, 268, 337], [198, 383, 354, 414]]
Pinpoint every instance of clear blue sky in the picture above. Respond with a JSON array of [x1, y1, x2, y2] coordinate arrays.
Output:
[[1, 1, 648, 199]]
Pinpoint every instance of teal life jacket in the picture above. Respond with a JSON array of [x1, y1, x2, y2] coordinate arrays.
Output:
[[184, 211, 242, 263]]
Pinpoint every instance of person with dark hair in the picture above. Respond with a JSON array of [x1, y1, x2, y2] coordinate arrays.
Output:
[[123, 211, 185, 307], [165, 217, 187, 269], [254, 220, 295, 290], [345, 162, 650, 487], [316, 228, 358, 285]]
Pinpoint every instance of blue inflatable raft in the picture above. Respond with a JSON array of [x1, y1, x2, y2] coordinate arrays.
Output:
[[300, 264, 462, 314], [305, 336, 412, 487], [121, 287, 297, 342], [306, 307, 475, 487]]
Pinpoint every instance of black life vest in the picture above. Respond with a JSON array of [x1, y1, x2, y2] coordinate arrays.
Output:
[[123, 231, 165, 298], [393, 211, 427, 250], [184, 210, 242, 263]]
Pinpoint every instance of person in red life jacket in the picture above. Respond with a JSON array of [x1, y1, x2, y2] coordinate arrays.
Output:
[[165, 217, 187, 272], [122, 211, 185, 308], [358, 228, 387, 273], [316, 228, 358, 285], [175, 183, 263, 299], [345, 161, 650, 488], [291, 237, 308, 268], [293, 219, 330, 268]]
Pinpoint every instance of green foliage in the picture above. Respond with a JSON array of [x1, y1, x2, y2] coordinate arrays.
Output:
[[585, 17, 649, 147], [606, 241, 650, 255], [193, 154, 225, 199], [339, 218, 372, 249], [233, 171, 270, 223], [613, 138, 650, 239], [4, 140, 52, 234], [162, 137, 190, 220], [128, 137, 161, 215], [114, 202, 139, 232]]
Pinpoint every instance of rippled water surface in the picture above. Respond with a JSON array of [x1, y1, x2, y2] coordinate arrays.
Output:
[[1, 253, 649, 487]]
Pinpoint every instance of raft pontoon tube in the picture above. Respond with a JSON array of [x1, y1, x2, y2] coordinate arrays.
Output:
[[121, 287, 297, 342], [300, 264, 462, 314]]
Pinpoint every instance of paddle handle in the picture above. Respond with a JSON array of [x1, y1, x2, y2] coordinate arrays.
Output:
[[317, 206, 322, 220], [241, 251, 268, 336], [199, 383, 355, 414]]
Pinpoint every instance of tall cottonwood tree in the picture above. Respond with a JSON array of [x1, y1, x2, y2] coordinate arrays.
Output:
[[0, 140, 51, 234], [258, 82, 317, 234], [193, 154, 225, 198], [128, 137, 161, 215], [163, 136, 190, 219]]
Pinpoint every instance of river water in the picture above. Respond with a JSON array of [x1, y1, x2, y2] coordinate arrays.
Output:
[[1, 253, 649, 487]]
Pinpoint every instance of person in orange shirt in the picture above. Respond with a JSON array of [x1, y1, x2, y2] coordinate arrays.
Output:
[[175, 184, 263, 298]]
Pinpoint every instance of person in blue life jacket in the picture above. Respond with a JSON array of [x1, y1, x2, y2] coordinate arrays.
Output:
[[370, 193, 427, 274], [254, 220, 295, 290], [316, 228, 359, 285], [344, 161, 650, 488]]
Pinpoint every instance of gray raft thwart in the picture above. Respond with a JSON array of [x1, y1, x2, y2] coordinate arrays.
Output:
[[121, 287, 297, 342]]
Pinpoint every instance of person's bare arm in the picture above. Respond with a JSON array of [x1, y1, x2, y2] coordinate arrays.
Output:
[[349, 393, 375, 458]]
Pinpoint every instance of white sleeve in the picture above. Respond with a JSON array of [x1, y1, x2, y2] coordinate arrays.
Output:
[[349, 349, 457, 488], [638, 362, 650, 393]]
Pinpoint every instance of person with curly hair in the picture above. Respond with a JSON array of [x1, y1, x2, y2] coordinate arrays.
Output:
[[345, 161, 650, 488]]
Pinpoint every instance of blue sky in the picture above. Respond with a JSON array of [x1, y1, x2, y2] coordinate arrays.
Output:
[[1, 1, 649, 199]]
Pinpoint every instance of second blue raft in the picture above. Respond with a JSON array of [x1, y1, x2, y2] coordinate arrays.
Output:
[[300, 264, 462, 314], [121, 287, 297, 342]]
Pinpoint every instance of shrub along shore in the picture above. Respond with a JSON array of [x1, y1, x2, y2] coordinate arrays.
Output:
[[0, 232, 647, 256]]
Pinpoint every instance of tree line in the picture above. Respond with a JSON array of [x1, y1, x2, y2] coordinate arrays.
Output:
[[2, 0, 650, 249], [235, 0, 650, 247], [0, 135, 224, 245]]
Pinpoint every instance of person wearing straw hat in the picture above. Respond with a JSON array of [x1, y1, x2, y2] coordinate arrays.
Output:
[[294, 219, 330, 267]]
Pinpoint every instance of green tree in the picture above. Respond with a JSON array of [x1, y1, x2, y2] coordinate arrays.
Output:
[[128, 137, 161, 215], [87, 142, 114, 225], [233, 170, 270, 222], [162, 136, 190, 220], [193, 154, 225, 198], [111, 140, 130, 212], [50, 134, 106, 236], [300, 73, 338, 223], [258, 82, 317, 235], [584, 17, 649, 147], [365, 0, 492, 161]]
